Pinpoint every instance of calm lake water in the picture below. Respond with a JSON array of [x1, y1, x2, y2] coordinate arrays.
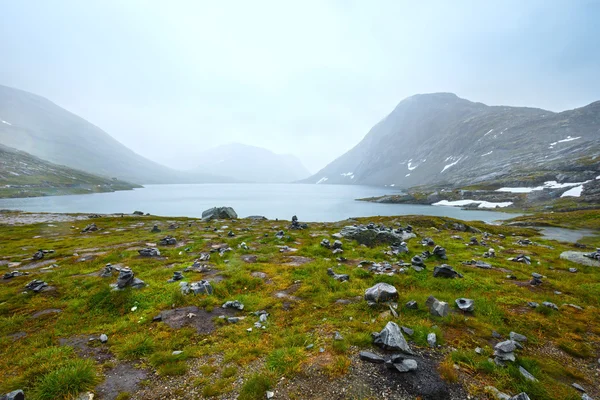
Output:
[[0, 184, 516, 223]]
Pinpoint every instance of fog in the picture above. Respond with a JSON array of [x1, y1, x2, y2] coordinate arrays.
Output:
[[1, 0, 598, 173]]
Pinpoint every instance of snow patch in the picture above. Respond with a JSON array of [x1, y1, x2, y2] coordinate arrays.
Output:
[[316, 177, 328, 184], [433, 200, 513, 209], [1, 119, 11, 125], [561, 185, 584, 197], [390, 184, 395, 187], [496, 180, 589, 193], [407, 161, 417, 171], [481, 151, 493, 157], [405, 173, 410, 177], [483, 129, 494, 137], [340, 172, 355, 179], [550, 136, 581, 148], [441, 156, 462, 173]]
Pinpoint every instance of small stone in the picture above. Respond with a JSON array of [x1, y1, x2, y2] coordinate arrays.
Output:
[[359, 351, 385, 364], [569, 268, 578, 273], [306, 344, 314, 350], [405, 300, 418, 309], [542, 301, 559, 311], [510, 332, 527, 342], [266, 390, 275, 399], [426, 296, 449, 317], [527, 302, 539, 308], [475, 347, 482, 354], [172, 350, 183, 355], [401, 326, 414, 336], [519, 366, 537, 382], [3, 390, 25, 400], [427, 333, 437, 347], [455, 298, 474, 312], [99, 334, 108, 343], [334, 331, 343, 341], [222, 300, 244, 310]]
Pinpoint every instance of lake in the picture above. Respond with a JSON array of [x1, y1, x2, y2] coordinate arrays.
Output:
[[0, 184, 516, 223]]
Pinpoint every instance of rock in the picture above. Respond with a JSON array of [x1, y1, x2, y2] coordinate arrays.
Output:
[[517, 239, 532, 246], [393, 359, 418, 372], [138, 247, 160, 257], [530, 272, 543, 286], [560, 251, 600, 267], [455, 298, 474, 312], [469, 237, 479, 245], [569, 267, 578, 273], [364, 282, 399, 304], [3, 271, 28, 279], [133, 210, 144, 215], [32, 250, 45, 260], [116, 268, 134, 288], [421, 237, 435, 246], [427, 333, 437, 347], [289, 215, 307, 230], [527, 301, 539, 308], [495, 340, 517, 353], [327, 268, 349, 282], [189, 280, 213, 295], [168, 271, 184, 282], [202, 207, 238, 220], [25, 279, 48, 293], [542, 301, 559, 311], [509, 332, 527, 343], [239, 242, 250, 250], [510, 254, 531, 264], [1, 390, 25, 400], [405, 300, 418, 309], [485, 386, 511, 400], [401, 326, 414, 336], [484, 248, 496, 258], [222, 300, 244, 310], [151, 224, 161, 233], [494, 340, 517, 365], [334, 331, 343, 340], [411, 255, 425, 270], [199, 252, 211, 261], [463, 259, 492, 269], [572, 383, 586, 393], [433, 264, 463, 278], [275, 230, 285, 240], [339, 225, 415, 247], [332, 240, 343, 249], [359, 351, 385, 364], [581, 394, 593, 400], [372, 321, 413, 354], [100, 334, 108, 343], [519, 366, 537, 382], [509, 394, 531, 400], [583, 248, 600, 260], [432, 245, 447, 259], [320, 239, 331, 248], [159, 236, 177, 245], [426, 296, 449, 317], [81, 223, 98, 233], [266, 391, 275, 399]]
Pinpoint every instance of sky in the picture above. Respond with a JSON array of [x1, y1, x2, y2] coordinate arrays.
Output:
[[1, 0, 599, 173]]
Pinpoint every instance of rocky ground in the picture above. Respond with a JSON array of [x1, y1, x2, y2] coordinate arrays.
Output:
[[0, 209, 599, 400]]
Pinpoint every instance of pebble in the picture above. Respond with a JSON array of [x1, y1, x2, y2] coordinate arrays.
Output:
[[99, 334, 108, 343]]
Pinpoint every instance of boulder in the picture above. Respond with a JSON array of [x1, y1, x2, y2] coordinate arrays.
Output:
[[190, 280, 213, 295], [372, 321, 413, 354], [405, 300, 418, 309], [168, 271, 184, 282], [433, 264, 463, 278], [411, 256, 426, 271], [455, 298, 474, 312], [359, 351, 385, 364], [222, 300, 244, 310], [426, 296, 449, 317], [81, 223, 98, 233], [327, 268, 349, 282], [25, 279, 48, 293], [339, 225, 415, 247], [159, 236, 177, 245], [150, 225, 161, 233], [432, 245, 447, 259], [560, 251, 600, 267], [1, 390, 25, 400], [138, 248, 160, 257], [365, 283, 399, 304], [202, 207, 238, 220]]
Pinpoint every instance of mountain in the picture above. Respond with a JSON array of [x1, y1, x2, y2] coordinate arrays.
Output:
[[0, 144, 140, 198], [192, 143, 311, 183], [0, 84, 233, 184], [303, 93, 600, 188]]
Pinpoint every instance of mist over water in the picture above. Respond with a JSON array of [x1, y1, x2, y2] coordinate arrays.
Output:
[[0, 184, 516, 223]]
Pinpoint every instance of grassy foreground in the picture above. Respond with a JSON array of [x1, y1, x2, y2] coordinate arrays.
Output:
[[0, 212, 599, 399]]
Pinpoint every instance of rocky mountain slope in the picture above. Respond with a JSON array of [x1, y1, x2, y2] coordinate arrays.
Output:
[[303, 93, 600, 188], [192, 143, 310, 183], [0, 84, 233, 184], [0, 144, 140, 198]]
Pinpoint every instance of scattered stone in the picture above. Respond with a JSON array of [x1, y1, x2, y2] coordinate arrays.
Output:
[[427, 333, 437, 347], [421, 237, 435, 246], [100, 334, 108, 343], [569, 267, 578, 273], [527, 302, 539, 308], [159, 236, 177, 245], [32, 250, 45, 260], [509, 332, 527, 343], [327, 268, 349, 282], [393, 358, 418, 372], [334, 331, 343, 341], [433, 264, 463, 278], [372, 321, 413, 354], [222, 300, 244, 310], [275, 230, 285, 240], [463, 259, 492, 269], [411, 256, 426, 271], [484, 248, 496, 258], [266, 391, 275, 399], [581, 394, 593, 400], [583, 248, 600, 260], [202, 207, 238, 220], [151, 224, 161, 233], [432, 245, 447, 259], [426, 296, 449, 317], [3, 271, 28, 279], [168, 271, 184, 282], [469, 237, 479, 246], [509, 394, 531, 400], [542, 301, 559, 311], [320, 239, 331, 248], [510, 254, 531, 265], [572, 383, 586, 393], [455, 298, 474, 312], [138, 247, 160, 257], [494, 340, 517, 365], [485, 386, 511, 400], [475, 347, 482, 355], [81, 223, 98, 233], [1, 390, 25, 400], [518, 239, 532, 246], [401, 326, 414, 336], [25, 279, 48, 293], [405, 300, 418, 309], [189, 281, 213, 295], [530, 272, 543, 286], [359, 351, 385, 363], [364, 282, 399, 304], [519, 366, 537, 382], [289, 215, 308, 230]]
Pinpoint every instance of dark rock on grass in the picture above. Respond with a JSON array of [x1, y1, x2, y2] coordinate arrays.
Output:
[[455, 298, 474, 312], [3, 271, 28, 279], [202, 206, 238, 220], [222, 300, 244, 310], [365, 282, 399, 304], [401, 326, 414, 336], [583, 248, 600, 260], [167, 271, 184, 282], [81, 223, 98, 233], [1, 390, 24, 400], [133, 210, 144, 215], [530, 272, 543, 286], [405, 300, 418, 309], [509, 254, 531, 265], [426, 296, 449, 317], [433, 264, 463, 278], [509, 332, 527, 342], [32, 250, 45, 260], [181, 280, 213, 295], [432, 245, 447, 259], [138, 247, 160, 257], [411, 256, 426, 271], [320, 239, 331, 248], [527, 301, 539, 308], [25, 279, 47, 293], [150, 224, 161, 233], [463, 259, 492, 269], [100, 263, 114, 278], [542, 301, 559, 311], [372, 321, 413, 354], [158, 236, 177, 245], [327, 268, 349, 282]]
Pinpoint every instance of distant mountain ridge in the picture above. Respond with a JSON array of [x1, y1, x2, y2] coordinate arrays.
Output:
[[192, 143, 311, 183], [0, 144, 139, 198], [303, 93, 600, 187], [0, 84, 234, 184]]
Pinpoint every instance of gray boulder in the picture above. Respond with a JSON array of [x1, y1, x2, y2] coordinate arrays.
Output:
[[509, 332, 527, 343], [116, 268, 134, 288], [223, 300, 244, 310], [327, 268, 349, 282], [455, 298, 474, 312], [202, 207, 238, 220], [433, 264, 463, 278], [364, 283, 399, 304], [560, 251, 600, 267], [372, 321, 413, 354], [25, 279, 48, 293], [138, 247, 160, 257], [1, 390, 25, 400], [426, 296, 449, 317], [359, 351, 385, 363], [159, 236, 177, 245], [427, 333, 437, 347], [190, 280, 213, 295]]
